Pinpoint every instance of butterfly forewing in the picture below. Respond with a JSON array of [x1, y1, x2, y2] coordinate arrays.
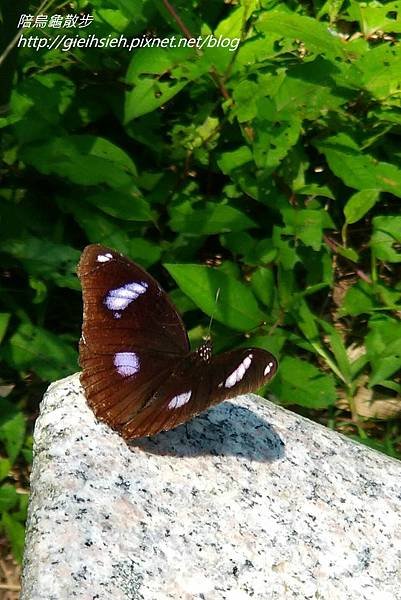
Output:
[[79, 244, 189, 428], [78, 244, 189, 355], [78, 244, 278, 440]]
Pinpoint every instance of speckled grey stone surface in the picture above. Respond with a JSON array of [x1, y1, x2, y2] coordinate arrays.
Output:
[[21, 373, 401, 600]]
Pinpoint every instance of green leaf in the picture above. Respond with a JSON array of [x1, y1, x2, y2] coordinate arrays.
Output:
[[371, 216, 401, 263], [253, 99, 302, 171], [215, 0, 258, 37], [21, 136, 137, 188], [57, 198, 132, 253], [365, 316, 401, 386], [332, 244, 359, 263], [0, 459, 11, 481], [347, 43, 401, 104], [220, 232, 255, 258], [169, 202, 256, 234], [344, 190, 380, 225], [317, 134, 401, 197], [282, 208, 324, 251], [0, 238, 81, 290], [318, 319, 352, 384], [165, 264, 265, 331], [124, 46, 208, 122], [0, 485, 19, 512], [295, 184, 334, 200], [218, 146, 253, 174], [339, 281, 376, 316], [270, 356, 336, 409], [0, 400, 25, 464], [250, 268, 275, 308], [4, 323, 78, 381], [273, 59, 350, 119], [0, 314, 11, 344], [129, 239, 161, 268], [29, 277, 48, 304], [94, 8, 129, 31], [257, 11, 345, 58], [2, 512, 25, 564], [272, 227, 300, 270], [232, 81, 259, 122], [347, 0, 401, 36], [85, 190, 153, 221], [297, 299, 319, 341], [247, 331, 287, 359], [125, 77, 188, 123]]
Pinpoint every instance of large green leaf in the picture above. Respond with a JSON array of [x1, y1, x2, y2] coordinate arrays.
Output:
[[0, 238, 80, 290], [270, 356, 337, 408], [346, 0, 401, 36], [317, 134, 401, 196], [21, 136, 137, 188], [281, 208, 326, 251], [57, 198, 133, 253], [165, 264, 265, 331], [371, 216, 401, 263], [85, 190, 153, 221], [4, 323, 78, 381], [169, 202, 256, 234], [257, 11, 346, 58], [346, 43, 401, 104], [339, 281, 376, 316], [253, 99, 302, 171], [273, 59, 350, 119], [124, 46, 208, 122]]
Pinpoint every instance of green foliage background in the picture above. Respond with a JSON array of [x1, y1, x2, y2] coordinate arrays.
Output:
[[1, 0, 401, 562]]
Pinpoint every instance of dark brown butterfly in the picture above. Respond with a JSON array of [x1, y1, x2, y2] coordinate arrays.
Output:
[[78, 244, 278, 440]]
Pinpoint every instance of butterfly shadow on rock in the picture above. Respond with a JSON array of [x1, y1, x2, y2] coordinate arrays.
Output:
[[130, 400, 285, 463]]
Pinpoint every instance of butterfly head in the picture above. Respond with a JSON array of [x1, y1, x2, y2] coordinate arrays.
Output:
[[196, 339, 213, 363]]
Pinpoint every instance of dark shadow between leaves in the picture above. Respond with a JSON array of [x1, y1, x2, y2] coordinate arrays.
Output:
[[130, 401, 285, 462]]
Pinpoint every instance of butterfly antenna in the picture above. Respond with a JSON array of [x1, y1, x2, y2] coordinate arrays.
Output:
[[206, 287, 220, 340]]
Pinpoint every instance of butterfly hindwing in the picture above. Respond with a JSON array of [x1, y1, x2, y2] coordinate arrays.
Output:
[[79, 342, 181, 428], [120, 346, 277, 439]]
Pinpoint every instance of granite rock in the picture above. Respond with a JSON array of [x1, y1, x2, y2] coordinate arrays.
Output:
[[21, 373, 401, 600]]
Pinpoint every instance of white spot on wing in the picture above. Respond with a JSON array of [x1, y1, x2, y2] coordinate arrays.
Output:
[[97, 253, 113, 263], [105, 281, 148, 312], [168, 391, 192, 410], [114, 352, 140, 377], [264, 361, 274, 376], [223, 354, 253, 389]]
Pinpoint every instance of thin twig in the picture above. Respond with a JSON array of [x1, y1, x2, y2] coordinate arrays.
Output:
[[0, 0, 53, 68], [0, 583, 21, 591], [161, 0, 230, 100], [161, 0, 192, 40], [323, 234, 372, 283]]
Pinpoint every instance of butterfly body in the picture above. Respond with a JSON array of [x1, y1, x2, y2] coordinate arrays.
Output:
[[78, 245, 278, 440]]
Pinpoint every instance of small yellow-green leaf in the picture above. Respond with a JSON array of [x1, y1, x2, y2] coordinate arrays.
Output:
[[344, 189, 380, 225]]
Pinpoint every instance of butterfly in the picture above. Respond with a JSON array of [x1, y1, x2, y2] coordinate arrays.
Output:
[[78, 244, 278, 440]]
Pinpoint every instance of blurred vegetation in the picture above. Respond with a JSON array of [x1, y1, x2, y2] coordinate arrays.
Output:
[[1, 0, 401, 565]]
